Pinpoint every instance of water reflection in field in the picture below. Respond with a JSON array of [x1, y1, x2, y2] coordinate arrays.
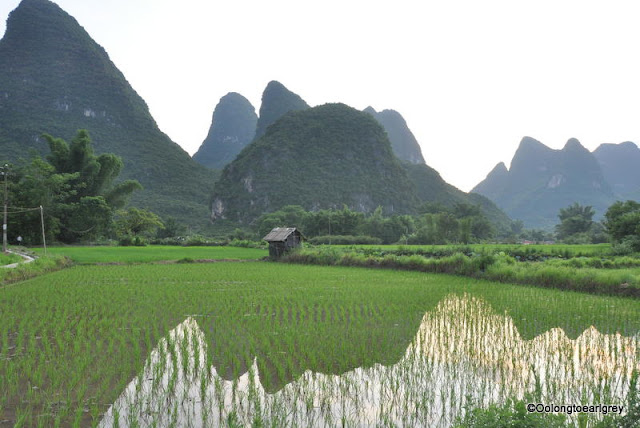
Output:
[[100, 294, 638, 427]]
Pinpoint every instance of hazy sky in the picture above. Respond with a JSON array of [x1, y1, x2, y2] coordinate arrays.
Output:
[[2, 0, 640, 191]]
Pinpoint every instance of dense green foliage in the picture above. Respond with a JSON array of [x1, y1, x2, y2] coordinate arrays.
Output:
[[336, 243, 613, 257], [256, 203, 497, 244], [308, 234, 383, 245], [0, 260, 637, 426], [114, 207, 164, 245], [0, 0, 215, 227], [192, 92, 258, 169], [555, 202, 608, 244], [604, 200, 640, 252], [556, 202, 595, 238], [473, 137, 616, 229], [405, 163, 513, 233], [7, 130, 141, 243]]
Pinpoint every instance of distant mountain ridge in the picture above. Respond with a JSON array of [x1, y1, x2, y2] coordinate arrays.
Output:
[[211, 103, 511, 230], [364, 107, 425, 165], [211, 103, 418, 222], [0, 0, 510, 231], [593, 141, 640, 201], [253, 81, 309, 140], [195, 83, 430, 171], [0, 0, 214, 225], [472, 137, 620, 229], [193, 92, 257, 170]]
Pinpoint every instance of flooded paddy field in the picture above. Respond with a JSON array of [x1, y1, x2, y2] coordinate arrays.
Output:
[[0, 261, 638, 426]]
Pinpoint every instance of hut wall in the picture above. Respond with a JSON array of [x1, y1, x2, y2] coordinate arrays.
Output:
[[269, 242, 286, 258]]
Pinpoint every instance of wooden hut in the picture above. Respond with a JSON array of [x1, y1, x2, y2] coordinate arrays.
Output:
[[263, 227, 303, 258]]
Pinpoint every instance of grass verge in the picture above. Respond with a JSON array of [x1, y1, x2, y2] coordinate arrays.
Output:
[[0, 252, 22, 266], [0, 254, 72, 286], [281, 247, 640, 297]]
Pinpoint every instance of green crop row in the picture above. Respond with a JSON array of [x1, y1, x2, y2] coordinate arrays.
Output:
[[0, 262, 638, 426]]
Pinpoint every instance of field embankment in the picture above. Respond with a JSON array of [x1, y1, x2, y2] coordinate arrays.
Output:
[[281, 245, 640, 297], [0, 251, 71, 286]]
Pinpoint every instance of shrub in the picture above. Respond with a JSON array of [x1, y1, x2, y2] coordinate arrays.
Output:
[[183, 235, 226, 246], [309, 235, 382, 245], [611, 239, 637, 256], [149, 236, 187, 246], [228, 239, 266, 249], [118, 235, 146, 246]]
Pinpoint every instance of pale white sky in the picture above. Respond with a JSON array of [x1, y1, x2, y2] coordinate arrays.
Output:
[[2, 0, 640, 191]]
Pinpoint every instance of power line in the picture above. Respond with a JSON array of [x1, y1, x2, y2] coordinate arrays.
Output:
[[7, 206, 41, 210], [5, 207, 42, 214]]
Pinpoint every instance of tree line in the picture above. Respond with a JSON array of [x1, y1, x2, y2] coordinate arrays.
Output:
[[4, 129, 640, 250], [555, 200, 640, 253], [257, 203, 497, 245], [258, 201, 640, 250], [4, 130, 164, 245]]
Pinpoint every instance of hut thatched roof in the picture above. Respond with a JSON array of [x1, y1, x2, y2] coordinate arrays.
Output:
[[263, 227, 299, 242]]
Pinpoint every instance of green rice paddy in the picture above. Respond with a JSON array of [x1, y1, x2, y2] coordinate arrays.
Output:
[[31, 245, 267, 264], [0, 245, 638, 426]]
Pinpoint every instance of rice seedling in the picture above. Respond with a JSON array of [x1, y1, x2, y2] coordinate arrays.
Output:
[[0, 261, 637, 426], [102, 294, 637, 427]]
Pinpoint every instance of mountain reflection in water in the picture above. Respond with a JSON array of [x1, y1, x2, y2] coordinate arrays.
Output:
[[100, 294, 638, 427]]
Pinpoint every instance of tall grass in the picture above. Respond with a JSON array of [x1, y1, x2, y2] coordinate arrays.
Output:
[[283, 247, 640, 297], [0, 254, 71, 285], [341, 243, 613, 258], [0, 252, 22, 266]]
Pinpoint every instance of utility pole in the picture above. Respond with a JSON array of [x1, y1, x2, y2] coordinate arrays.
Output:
[[2, 164, 8, 253], [40, 206, 47, 255]]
